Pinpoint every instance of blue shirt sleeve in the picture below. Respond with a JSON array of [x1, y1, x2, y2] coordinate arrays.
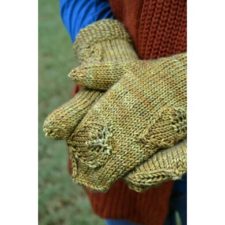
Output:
[[60, 0, 113, 42]]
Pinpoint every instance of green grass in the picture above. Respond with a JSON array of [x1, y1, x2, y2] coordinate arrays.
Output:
[[39, 1, 105, 224]]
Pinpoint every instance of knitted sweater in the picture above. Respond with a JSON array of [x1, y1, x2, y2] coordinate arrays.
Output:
[[85, 1, 186, 225]]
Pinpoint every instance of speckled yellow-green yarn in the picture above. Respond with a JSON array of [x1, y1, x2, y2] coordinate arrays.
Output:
[[43, 20, 187, 192], [125, 140, 187, 192], [43, 19, 137, 139], [67, 53, 187, 192]]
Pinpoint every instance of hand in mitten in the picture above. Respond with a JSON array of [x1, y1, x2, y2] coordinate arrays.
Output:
[[67, 53, 187, 191], [43, 19, 137, 139], [125, 140, 187, 192]]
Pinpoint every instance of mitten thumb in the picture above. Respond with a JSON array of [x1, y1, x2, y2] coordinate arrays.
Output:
[[68, 62, 133, 90]]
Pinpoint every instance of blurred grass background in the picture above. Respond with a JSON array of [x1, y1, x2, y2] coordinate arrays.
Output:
[[39, 0, 105, 224]]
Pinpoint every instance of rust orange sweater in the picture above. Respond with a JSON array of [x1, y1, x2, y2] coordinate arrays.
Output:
[[85, 1, 187, 225]]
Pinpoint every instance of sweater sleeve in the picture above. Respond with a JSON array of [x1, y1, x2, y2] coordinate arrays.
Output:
[[60, 0, 113, 42]]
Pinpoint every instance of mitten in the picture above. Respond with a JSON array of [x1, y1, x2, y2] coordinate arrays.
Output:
[[125, 140, 187, 192], [43, 19, 137, 139], [67, 53, 187, 191]]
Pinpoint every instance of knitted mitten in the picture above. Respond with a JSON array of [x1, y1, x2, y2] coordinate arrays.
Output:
[[125, 140, 187, 192], [43, 19, 137, 139], [67, 53, 187, 191]]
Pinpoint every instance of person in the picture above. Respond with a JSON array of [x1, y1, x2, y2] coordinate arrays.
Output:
[[51, 1, 187, 225]]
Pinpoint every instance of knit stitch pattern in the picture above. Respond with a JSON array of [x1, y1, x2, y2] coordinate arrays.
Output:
[[86, 0, 187, 223], [43, 20, 187, 192], [125, 140, 187, 192], [67, 53, 187, 191], [43, 20, 137, 139]]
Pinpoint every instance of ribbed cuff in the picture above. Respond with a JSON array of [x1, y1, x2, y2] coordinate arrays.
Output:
[[86, 180, 174, 225]]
